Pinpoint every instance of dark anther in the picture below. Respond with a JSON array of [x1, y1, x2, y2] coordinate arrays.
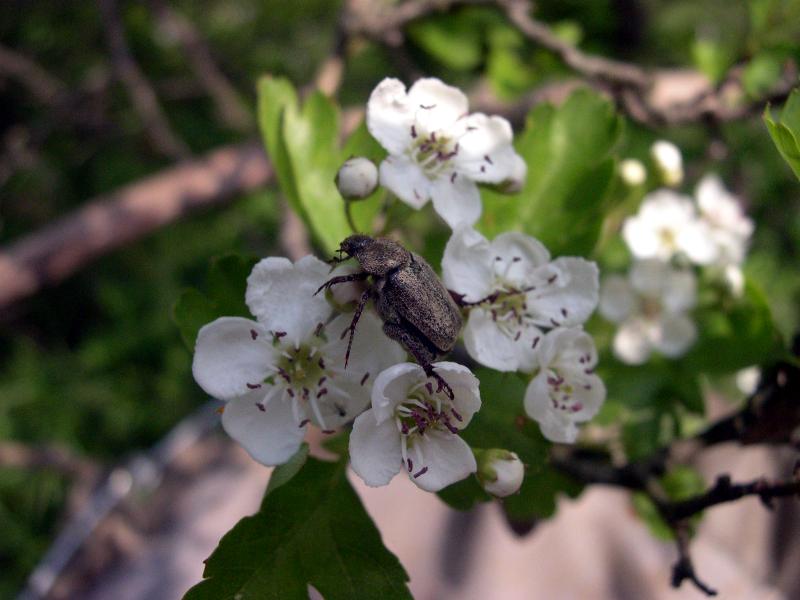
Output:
[[532, 336, 540, 349], [484, 154, 493, 164], [451, 408, 463, 422], [411, 125, 417, 138], [299, 419, 310, 428], [420, 103, 436, 109], [316, 387, 328, 399], [273, 330, 287, 340], [255, 403, 266, 412], [246, 382, 262, 389], [547, 274, 557, 284], [550, 318, 560, 327], [250, 329, 258, 340], [360, 372, 370, 386], [561, 308, 568, 318], [450, 172, 457, 183], [413, 466, 429, 478], [314, 322, 324, 337], [407, 458, 413, 472]]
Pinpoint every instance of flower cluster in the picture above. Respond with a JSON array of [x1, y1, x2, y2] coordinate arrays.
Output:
[[192, 76, 608, 495], [603, 142, 754, 364]]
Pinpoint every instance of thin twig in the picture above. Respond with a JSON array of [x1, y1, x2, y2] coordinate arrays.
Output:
[[148, 0, 252, 132], [0, 441, 97, 480], [0, 43, 67, 106], [97, 0, 191, 159]]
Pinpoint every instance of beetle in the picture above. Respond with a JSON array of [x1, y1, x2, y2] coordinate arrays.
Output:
[[315, 234, 462, 399]]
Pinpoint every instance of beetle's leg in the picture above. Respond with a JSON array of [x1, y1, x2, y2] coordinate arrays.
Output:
[[449, 285, 536, 307], [314, 272, 369, 296], [382, 323, 455, 401], [340, 288, 372, 368]]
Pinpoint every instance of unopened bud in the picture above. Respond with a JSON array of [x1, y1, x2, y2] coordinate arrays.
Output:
[[335, 157, 378, 199], [650, 140, 683, 187], [619, 159, 646, 186], [476, 449, 524, 497]]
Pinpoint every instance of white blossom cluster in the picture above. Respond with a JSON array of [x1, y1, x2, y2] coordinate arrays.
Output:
[[601, 142, 754, 364], [192, 77, 607, 495]]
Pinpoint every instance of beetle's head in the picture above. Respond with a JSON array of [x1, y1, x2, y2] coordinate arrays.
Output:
[[339, 234, 374, 258]]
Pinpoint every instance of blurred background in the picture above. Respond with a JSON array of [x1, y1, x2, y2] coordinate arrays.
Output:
[[1, 0, 800, 598]]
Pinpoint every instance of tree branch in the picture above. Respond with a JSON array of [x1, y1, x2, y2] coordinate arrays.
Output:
[[97, 0, 191, 159], [0, 441, 97, 480], [0, 141, 271, 311]]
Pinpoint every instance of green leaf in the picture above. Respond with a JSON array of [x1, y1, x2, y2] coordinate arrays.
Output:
[[742, 51, 784, 97], [437, 475, 490, 510], [172, 254, 258, 349], [407, 11, 484, 71], [502, 465, 582, 520], [633, 466, 705, 540], [264, 445, 309, 495], [481, 89, 622, 257], [257, 76, 300, 203], [764, 88, 800, 180], [691, 38, 734, 84], [686, 279, 781, 373], [186, 457, 411, 600]]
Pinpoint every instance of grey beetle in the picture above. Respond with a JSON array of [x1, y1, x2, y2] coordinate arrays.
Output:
[[316, 234, 463, 398]]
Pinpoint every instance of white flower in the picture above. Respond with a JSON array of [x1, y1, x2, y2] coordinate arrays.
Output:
[[192, 255, 405, 466], [695, 174, 754, 266], [335, 157, 379, 199], [736, 366, 760, 395], [476, 449, 525, 497], [619, 158, 647, 186], [349, 362, 481, 492], [366, 77, 525, 228], [599, 259, 698, 365], [442, 226, 599, 372], [622, 189, 717, 265], [524, 328, 606, 443], [650, 140, 683, 186]]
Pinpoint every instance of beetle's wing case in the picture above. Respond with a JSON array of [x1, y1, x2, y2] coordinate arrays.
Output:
[[382, 253, 462, 354]]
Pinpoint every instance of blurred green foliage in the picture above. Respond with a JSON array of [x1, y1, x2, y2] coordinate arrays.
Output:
[[3, 0, 800, 596]]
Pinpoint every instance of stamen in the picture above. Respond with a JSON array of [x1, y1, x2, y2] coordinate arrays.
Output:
[[561, 308, 568, 318], [420, 103, 436, 109], [246, 382, 262, 389], [299, 419, 310, 428], [532, 336, 540, 349], [360, 372, 370, 386], [514, 331, 521, 341], [318, 376, 327, 386], [316, 387, 328, 399], [550, 318, 560, 327], [413, 466, 429, 478], [322, 429, 335, 434], [273, 330, 287, 340], [314, 322, 324, 337], [250, 329, 258, 340], [547, 274, 558, 284], [286, 388, 295, 397], [450, 172, 456, 183], [451, 408, 463, 422], [484, 154, 493, 164], [411, 125, 417, 138], [255, 402, 266, 412], [407, 458, 413, 473], [318, 357, 326, 369]]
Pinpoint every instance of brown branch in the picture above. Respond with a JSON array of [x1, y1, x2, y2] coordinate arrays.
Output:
[[670, 523, 718, 596], [0, 441, 97, 480], [98, 0, 191, 159], [0, 141, 271, 310], [0, 43, 67, 106], [147, 0, 252, 132]]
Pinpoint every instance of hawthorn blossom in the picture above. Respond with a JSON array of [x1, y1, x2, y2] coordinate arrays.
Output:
[[192, 255, 404, 466], [650, 140, 683, 186], [524, 327, 606, 443], [599, 259, 697, 365], [622, 189, 717, 265], [442, 226, 599, 372], [350, 362, 481, 492], [366, 77, 526, 228], [619, 158, 647, 186], [336, 156, 379, 199], [695, 174, 754, 266], [476, 449, 525, 497]]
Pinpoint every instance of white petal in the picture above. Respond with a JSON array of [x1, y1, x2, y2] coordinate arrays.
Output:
[[451, 113, 519, 183], [490, 231, 550, 285], [371, 362, 425, 423], [245, 255, 333, 346], [430, 174, 481, 228], [410, 430, 477, 492], [546, 327, 598, 371], [523, 375, 578, 443], [441, 225, 495, 302], [526, 258, 599, 328], [677, 220, 719, 265], [349, 409, 402, 487], [599, 275, 637, 323], [366, 78, 415, 155], [662, 268, 697, 313], [431, 362, 482, 426], [323, 312, 406, 380], [407, 78, 468, 133], [463, 309, 541, 373], [651, 140, 683, 186], [379, 156, 431, 209], [629, 259, 669, 297], [192, 317, 276, 400], [653, 312, 696, 357], [222, 390, 306, 466], [613, 317, 653, 365]]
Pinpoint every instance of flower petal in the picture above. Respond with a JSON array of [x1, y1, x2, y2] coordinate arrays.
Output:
[[653, 312, 696, 358], [245, 255, 333, 346], [463, 309, 541, 373], [407, 78, 469, 133], [192, 317, 276, 400], [323, 312, 406, 380], [612, 317, 653, 365], [379, 156, 431, 209], [524, 374, 579, 443], [366, 78, 415, 155], [349, 409, 402, 487], [662, 268, 697, 313], [441, 225, 495, 302], [490, 231, 550, 284], [599, 275, 637, 323], [526, 258, 599, 328], [371, 362, 425, 423], [451, 113, 519, 183], [222, 389, 306, 466], [431, 362, 482, 426], [430, 174, 481, 228], [410, 430, 477, 492]]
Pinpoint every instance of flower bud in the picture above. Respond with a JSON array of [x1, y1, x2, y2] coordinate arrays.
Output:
[[619, 159, 646, 186], [650, 140, 683, 187], [335, 157, 378, 199], [475, 449, 524, 497]]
